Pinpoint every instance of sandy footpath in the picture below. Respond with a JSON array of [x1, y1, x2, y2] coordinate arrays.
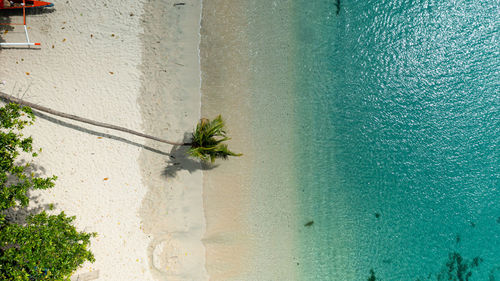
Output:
[[0, 0, 206, 280]]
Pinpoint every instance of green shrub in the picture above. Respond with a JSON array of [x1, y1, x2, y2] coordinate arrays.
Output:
[[0, 212, 95, 280], [0, 103, 55, 220], [0, 103, 95, 280]]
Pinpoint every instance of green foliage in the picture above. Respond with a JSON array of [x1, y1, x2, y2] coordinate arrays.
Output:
[[188, 115, 242, 162], [0, 103, 56, 215], [0, 212, 96, 281], [0, 103, 95, 280]]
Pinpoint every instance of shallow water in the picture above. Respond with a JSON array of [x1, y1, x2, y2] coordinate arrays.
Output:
[[292, 0, 499, 280], [202, 0, 499, 280]]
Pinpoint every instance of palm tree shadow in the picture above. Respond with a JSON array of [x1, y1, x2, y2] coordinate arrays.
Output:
[[0, 96, 171, 155], [32, 111, 171, 156], [162, 133, 218, 178]]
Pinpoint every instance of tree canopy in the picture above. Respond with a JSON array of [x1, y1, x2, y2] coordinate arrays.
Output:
[[0, 104, 55, 222], [0, 212, 95, 280], [0, 103, 95, 281], [188, 115, 242, 162]]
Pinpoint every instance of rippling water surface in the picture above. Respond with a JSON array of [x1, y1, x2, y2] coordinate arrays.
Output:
[[202, 0, 499, 280], [291, 1, 499, 280]]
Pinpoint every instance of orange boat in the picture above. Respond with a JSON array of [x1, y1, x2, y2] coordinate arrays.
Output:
[[0, 0, 53, 9], [0, 0, 52, 47]]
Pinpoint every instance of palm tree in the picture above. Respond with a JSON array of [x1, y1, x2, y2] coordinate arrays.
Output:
[[0, 92, 241, 162], [187, 115, 242, 162]]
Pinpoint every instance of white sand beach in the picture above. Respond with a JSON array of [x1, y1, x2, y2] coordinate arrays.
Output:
[[0, 0, 207, 280]]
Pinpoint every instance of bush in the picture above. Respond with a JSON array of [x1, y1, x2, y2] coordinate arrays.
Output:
[[0, 212, 95, 280], [0, 103, 55, 221], [0, 103, 95, 280]]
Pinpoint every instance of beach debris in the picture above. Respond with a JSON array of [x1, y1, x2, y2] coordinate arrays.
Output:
[[173, 2, 185, 6], [111, 34, 115, 37], [3, 30, 8, 34], [109, 71, 114, 75], [62, 38, 66, 42], [130, 13, 134, 16], [90, 34, 93, 38], [25, 72, 30, 75], [52, 45, 54, 48], [103, 178, 109, 181], [304, 220, 314, 227]]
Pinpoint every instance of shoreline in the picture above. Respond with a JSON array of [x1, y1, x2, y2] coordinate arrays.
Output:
[[200, 1, 300, 280], [138, 0, 207, 280], [1, 0, 208, 280], [200, 1, 255, 279]]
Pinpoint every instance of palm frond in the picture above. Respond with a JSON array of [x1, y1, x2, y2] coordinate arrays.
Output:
[[187, 115, 242, 162]]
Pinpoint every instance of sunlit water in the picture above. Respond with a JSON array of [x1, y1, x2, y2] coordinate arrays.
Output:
[[202, 0, 499, 280], [292, 1, 499, 280]]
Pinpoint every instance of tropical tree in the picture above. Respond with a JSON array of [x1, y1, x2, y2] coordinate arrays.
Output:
[[0, 92, 241, 163], [0, 103, 55, 221], [0, 212, 95, 281], [187, 115, 242, 162], [0, 103, 95, 280]]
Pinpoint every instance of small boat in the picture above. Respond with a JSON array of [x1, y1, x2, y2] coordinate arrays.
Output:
[[0, 0, 53, 47], [0, 0, 53, 9]]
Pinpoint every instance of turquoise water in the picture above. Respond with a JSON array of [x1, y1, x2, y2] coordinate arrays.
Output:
[[208, 0, 500, 279], [290, 0, 499, 280]]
